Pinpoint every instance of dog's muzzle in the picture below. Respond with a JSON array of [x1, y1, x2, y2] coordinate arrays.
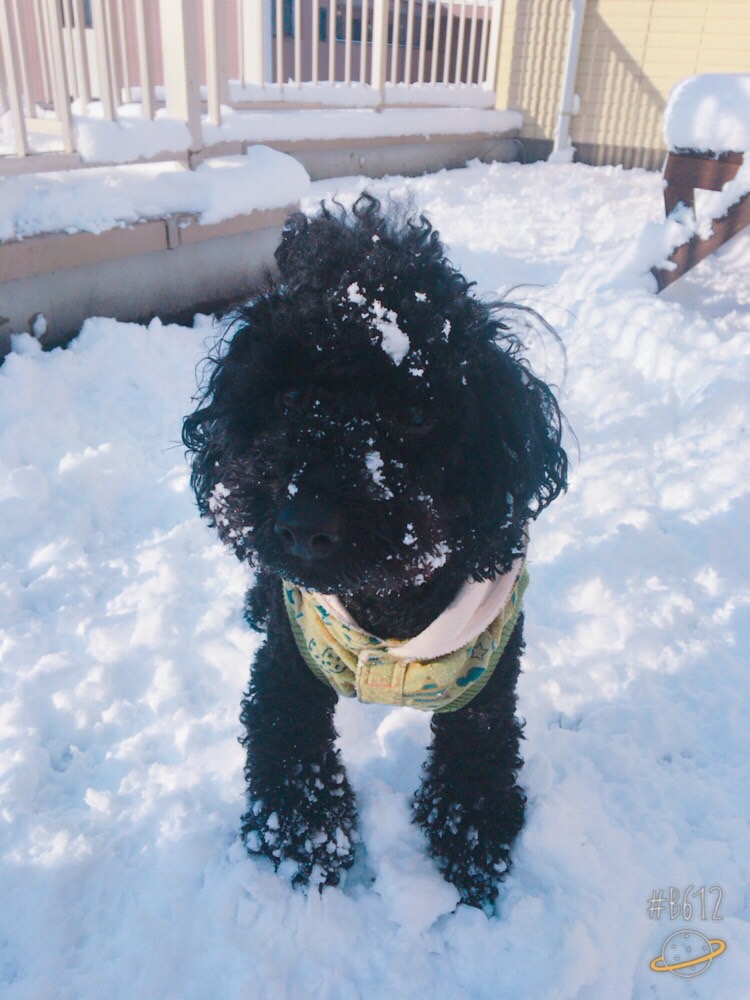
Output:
[[274, 498, 343, 562]]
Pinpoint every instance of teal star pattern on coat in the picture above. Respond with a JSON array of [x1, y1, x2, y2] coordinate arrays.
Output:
[[456, 665, 486, 688]]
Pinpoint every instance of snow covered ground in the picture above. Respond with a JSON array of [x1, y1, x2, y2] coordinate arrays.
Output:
[[1, 159, 749, 998]]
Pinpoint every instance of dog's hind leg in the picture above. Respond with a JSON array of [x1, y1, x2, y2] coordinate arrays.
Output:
[[239, 584, 357, 889], [412, 615, 527, 910]]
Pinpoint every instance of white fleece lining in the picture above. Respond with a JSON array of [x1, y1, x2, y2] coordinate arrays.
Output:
[[310, 553, 526, 662]]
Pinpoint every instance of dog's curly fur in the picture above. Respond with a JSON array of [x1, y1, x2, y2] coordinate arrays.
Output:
[[183, 194, 568, 909]]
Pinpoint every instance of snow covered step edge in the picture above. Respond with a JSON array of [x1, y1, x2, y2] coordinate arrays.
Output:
[[0, 203, 297, 283]]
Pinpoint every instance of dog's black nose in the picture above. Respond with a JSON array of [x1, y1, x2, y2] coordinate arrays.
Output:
[[274, 500, 343, 561]]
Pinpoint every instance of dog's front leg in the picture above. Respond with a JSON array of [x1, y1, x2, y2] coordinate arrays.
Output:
[[412, 616, 527, 910], [239, 587, 357, 889]]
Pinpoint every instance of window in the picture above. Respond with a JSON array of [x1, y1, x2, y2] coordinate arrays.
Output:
[[271, 2, 327, 42], [335, 2, 371, 44], [335, 2, 434, 49], [271, 0, 295, 38]]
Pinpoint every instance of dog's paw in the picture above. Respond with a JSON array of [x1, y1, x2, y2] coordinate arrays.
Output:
[[241, 761, 358, 889], [412, 784, 522, 910]]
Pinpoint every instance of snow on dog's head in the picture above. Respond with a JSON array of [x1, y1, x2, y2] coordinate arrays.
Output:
[[183, 193, 568, 597]]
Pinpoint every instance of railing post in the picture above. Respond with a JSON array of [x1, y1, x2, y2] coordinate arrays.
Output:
[[72, 0, 92, 107], [275, 0, 283, 86], [0, 51, 7, 112], [430, 0, 441, 84], [44, 0, 75, 152], [134, 0, 155, 118], [11, 0, 35, 116], [294, 0, 302, 86], [114, 0, 132, 101], [484, 0, 503, 90], [403, 0, 415, 85], [328, 0, 335, 82], [204, 0, 228, 124], [312, 0, 320, 84], [0, 0, 29, 154], [359, 0, 368, 83], [441, 0, 454, 83], [370, 0, 389, 100], [344, 0, 353, 85], [103, 0, 123, 106], [467, 0, 479, 86], [62, 0, 80, 99], [159, 0, 202, 151], [91, 0, 116, 118], [31, 0, 50, 100], [240, 0, 266, 87], [389, 0, 401, 83]]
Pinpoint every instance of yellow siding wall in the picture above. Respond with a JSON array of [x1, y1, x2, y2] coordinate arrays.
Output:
[[496, 0, 750, 169], [496, 0, 573, 142]]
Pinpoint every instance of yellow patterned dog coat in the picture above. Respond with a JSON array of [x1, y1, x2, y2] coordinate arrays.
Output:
[[282, 558, 528, 713]]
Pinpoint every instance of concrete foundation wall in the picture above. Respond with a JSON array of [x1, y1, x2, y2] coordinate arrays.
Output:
[[0, 224, 284, 357], [279, 134, 519, 182]]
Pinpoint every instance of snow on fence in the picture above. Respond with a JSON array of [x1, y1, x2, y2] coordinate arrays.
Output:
[[0, 0, 502, 167]]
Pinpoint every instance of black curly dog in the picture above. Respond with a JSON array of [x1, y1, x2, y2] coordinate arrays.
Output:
[[183, 195, 568, 909]]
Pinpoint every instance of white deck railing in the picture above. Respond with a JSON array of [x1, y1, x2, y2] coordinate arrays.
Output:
[[0, 0, 503, 166]]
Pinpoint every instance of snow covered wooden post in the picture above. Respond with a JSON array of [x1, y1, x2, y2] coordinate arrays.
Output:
[[159, 0, 203, 151], [370, 0, 390, 102], [652, 151, 749, 292], [652, 75, 750, 291]]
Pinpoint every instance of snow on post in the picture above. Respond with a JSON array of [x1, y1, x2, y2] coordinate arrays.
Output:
[[664, 74, 750, 154]]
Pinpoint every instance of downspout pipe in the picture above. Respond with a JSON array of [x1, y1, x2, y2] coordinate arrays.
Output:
[[552, 0, 586, 161]]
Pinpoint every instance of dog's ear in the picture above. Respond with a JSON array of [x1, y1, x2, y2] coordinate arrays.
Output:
[[182, 373, 227, 519], [182, 324, 258, 518], [457, 330, 568, 575]]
